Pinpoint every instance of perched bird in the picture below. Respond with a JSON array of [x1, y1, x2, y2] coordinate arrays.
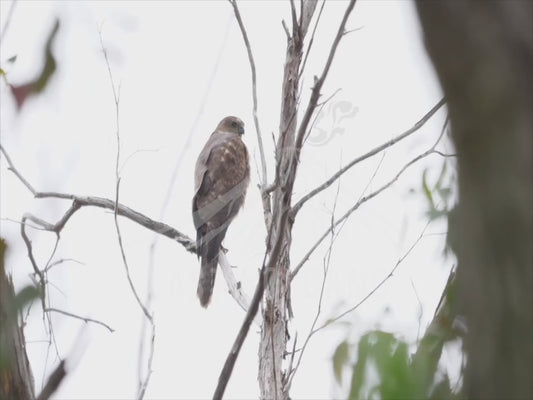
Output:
[[193, 116, 250, 307]]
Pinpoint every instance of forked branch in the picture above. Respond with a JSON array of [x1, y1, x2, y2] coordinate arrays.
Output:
[[291, 98, 446, 215], [0, 144, 252, 313]]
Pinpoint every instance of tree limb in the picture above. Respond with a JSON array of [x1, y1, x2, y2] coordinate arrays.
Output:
[[291, 132, 448, 281], [291, 98, 446, 215], [0, 144, 253, 313], [44, 308, 114, 333]]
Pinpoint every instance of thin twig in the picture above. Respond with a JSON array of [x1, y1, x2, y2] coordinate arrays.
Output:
[[157, 12, 232, 222], [100, 32, 156, 399], [99, 30, 152, 323], [291, 144, 446, 282], [229, 0, 267, 188], [292, 98, 446, 215], [318, 221, 432, 331], [298, 0, 326, 80], [303, 88, 342, 144], [281, 20, 290, 40], [293, 0, 358, 155], [229, 0, 272, 230], [411, 278, 423, 342], [44, 258, 84, 273], [1, 144, 37, 195], [286, 151, 386, 387], [137, 323, 156, 400], [1, 217, 49, 231], [285, 171, 342, 391], [45, 308, 114, 333]]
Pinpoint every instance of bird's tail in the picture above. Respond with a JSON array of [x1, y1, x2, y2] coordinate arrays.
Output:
[[197, 226, 227, 307]]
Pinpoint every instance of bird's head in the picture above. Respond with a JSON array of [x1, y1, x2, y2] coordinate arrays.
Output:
[[216, 116, 245, 135]]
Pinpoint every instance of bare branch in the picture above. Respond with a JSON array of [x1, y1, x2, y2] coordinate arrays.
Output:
[[44, 308, 114, 333], [298, 0, 326, 80], [303, 88, 341, 144], [300, 0, 319, 38], [292, 0, 357, 157], [229, 0, 273, 232], [44, 258, 84, 273], [285, 173, 342, 391], [137, 324, 156, 400], [318, 221, 432, 331], [292, 98, 446, 215], [218, 251, 260, 323], [99, 31, 152, 324], [113, 181, 152, 321], [229, 0, 267, 189], [1, 145, 253, 310], [281, 19, 290, 40], [0, 145, 37, 195], [290, 0, 298, 38], [291, 144, 446, 282], [343, 26, 364, 36], [282, 221, 435, 390]]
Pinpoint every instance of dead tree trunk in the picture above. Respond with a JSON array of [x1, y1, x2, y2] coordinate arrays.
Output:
[[258, 3, 317, 399], [416, 2, 533, 399]]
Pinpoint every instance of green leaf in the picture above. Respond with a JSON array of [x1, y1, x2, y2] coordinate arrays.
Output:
[[0, 68, 4, 76], [11, 285, 41, 314], [349, 331, 419, 400], [34, 18, 60, 93], [333, 340, 350, 384], [435, 161, 448, 191], [348, 332, 371, 399], [429, 375, 454, 400], [427, 207, 448, 220], [422, 169, 435, 207], [10, 18, 60, 109]]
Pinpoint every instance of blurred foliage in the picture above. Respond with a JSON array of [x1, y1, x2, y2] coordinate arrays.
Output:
[[332, 170, 464, 400], [333, 323, 463, 400], [333, 340, 350, 384], [0, 238, 41, 374], [331, 270, 465, 400], [2, 18, 60, 110], [421, 159, 455, 222]]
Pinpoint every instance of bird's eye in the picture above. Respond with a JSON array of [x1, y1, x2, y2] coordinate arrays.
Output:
[[231, 121, 237, 127]]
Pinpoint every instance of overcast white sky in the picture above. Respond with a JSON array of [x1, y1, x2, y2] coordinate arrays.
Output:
[[0, 1, 456, 399]]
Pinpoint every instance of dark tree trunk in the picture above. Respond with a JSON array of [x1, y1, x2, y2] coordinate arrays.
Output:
[[415, 2, 533, 399], [0, 240, 35, 400]]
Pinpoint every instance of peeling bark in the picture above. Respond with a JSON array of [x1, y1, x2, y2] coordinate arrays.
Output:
[[258, 2, 318, 398], [416, 2, 533, 399]]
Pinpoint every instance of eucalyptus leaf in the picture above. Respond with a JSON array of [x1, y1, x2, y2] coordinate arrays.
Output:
[[333, 340, 350, 384]]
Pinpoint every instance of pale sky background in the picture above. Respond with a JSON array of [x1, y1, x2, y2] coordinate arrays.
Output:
[[0, 1, 456, 399]]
